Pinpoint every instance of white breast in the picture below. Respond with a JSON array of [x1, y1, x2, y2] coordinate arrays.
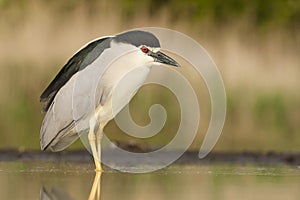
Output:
[[96, 42, 154, 124]]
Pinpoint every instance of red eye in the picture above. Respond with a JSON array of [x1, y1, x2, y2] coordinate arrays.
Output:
[[141, 46, 149, 53]]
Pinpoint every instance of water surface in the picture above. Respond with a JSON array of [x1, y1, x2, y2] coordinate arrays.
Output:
[[0, 161, 299, 200]]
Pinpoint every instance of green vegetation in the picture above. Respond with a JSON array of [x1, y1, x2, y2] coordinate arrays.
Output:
[[126, 0, 300, 29], [1, 0, 299, 29]]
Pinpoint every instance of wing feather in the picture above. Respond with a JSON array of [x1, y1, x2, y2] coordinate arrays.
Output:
[[40, 37, 112, 111], [40, 37, 112, 150]]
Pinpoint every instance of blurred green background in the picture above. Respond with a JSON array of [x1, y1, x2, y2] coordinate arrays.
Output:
[[0, 0, 299, 152]]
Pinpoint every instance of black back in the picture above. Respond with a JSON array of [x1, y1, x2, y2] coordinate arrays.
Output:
[[40, 37, 111, 111]]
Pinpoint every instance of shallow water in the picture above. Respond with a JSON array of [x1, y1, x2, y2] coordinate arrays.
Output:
[[0, 161, 299, 200]]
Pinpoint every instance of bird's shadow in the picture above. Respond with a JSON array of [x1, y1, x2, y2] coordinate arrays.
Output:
[[40, 172, 102, 200]]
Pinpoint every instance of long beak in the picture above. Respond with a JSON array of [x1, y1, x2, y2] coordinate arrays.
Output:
[[150, 51, 180, 67]]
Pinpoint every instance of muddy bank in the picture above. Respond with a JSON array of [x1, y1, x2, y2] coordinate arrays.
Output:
[[0, 148, 299, 166]]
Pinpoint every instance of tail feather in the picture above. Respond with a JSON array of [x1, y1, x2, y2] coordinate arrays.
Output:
[[40, 102, 79, 151]]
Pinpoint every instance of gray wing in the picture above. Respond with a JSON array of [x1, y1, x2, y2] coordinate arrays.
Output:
[[40, 37, 113, 151], [40, 37, 112, 111]]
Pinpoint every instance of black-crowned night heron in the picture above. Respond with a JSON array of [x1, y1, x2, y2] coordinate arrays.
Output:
[[40, 30, 179, 171]]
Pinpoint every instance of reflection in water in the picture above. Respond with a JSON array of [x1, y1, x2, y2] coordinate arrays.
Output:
[[40, 172, 102, 200], [88, 172, 102, 200], [40, 187, 75, 200], [0, 162, 299, 200]]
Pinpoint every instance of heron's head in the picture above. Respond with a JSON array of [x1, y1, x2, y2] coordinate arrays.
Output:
[[138, 45, 180, 67], [115, 30, 180, 68]]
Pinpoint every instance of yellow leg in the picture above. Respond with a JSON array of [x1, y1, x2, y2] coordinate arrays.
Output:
[[88, 117, 101, 171], [96, 125, 103, 172]]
